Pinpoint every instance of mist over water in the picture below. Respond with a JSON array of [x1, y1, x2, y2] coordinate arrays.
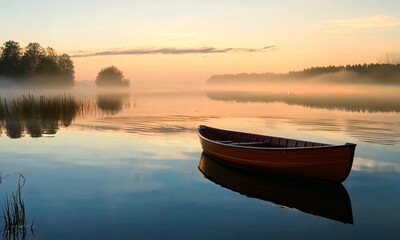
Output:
[[206, 87, 400, 113], [1, 82, 399, 145], [1, 79, 400, 239]]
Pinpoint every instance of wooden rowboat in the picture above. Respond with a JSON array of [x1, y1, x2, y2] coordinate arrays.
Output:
[[198, 125, 356, 183], [199, 153, 353, 223]]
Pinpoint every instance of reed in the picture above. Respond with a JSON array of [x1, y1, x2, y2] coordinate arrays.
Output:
[[0, 94, 82, 121], [0, 98, 4, 122], [0, 94, 95, 138], [0, 93, 116, 138], [0, 172, 8, 184], [1, 174, 33, 239]]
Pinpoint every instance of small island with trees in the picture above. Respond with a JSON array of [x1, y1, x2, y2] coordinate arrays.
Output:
[[95, 65, 130, 87]]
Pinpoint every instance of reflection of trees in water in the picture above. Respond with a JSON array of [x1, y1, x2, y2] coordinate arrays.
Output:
[[207, 91, 400, 145], [96, 93, 130, 115], [5, 118, 25, 138], [206, 91, 400, 113], [0, 94, 134, 138], [0, 95, 87, 138]]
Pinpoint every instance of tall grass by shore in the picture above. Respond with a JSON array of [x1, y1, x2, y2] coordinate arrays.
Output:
[[0, 94, 93, 138], [0, 93, 132, 138], [0, 94, 81, 124], [1, 174, 34, 240]]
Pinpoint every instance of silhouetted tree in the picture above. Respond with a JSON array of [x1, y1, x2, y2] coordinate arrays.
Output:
[[37, 47, 61, 76], [57, 54, 75, 86], [20, 42, 46, 77], [0, 41, 22, 78], [95, 66, 129, 87], [0, 40, 75, 86]]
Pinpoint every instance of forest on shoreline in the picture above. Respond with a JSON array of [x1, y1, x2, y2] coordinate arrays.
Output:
[[0, 40, 129, 88], [0, 41, 74, 87], [207, 64, 400, 85]]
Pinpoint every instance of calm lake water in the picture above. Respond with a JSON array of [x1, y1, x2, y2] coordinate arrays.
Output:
[[0, 88, 399, 239]]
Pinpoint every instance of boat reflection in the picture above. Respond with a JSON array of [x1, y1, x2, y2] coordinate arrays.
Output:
[[198, 153, 354, 224]]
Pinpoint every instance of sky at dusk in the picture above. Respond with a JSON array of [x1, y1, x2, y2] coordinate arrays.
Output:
[[1, 0, 400, 85]]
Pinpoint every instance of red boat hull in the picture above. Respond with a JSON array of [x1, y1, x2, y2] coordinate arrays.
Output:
[[198, 125, 356, 183]]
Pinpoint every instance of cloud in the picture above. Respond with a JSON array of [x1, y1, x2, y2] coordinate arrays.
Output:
[[70, 46, 275, 58], [322, 15, 400, 32], [353, 157, 400, 173]]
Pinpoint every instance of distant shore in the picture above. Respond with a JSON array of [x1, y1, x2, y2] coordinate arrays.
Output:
[[207, 64, 400, 85]]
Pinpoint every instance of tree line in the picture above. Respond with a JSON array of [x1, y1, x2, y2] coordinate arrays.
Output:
[[0, 40, 75, 86], [208, 63, 400, 85], [0, 40, 131, 88], [290, 64, 400, 80]]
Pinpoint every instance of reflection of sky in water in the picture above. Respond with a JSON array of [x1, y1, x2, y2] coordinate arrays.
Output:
[[0, 91, 400, 239], [353, 157, 400, 173]]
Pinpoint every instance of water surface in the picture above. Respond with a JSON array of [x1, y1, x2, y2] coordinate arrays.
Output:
[[0, 88, 399, 239]]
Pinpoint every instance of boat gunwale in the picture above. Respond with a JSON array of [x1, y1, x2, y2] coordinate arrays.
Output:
[[198, 125, 357, 151]]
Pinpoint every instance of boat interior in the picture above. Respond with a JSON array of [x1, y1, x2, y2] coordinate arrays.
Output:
[[199, 126, 329, 148]]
